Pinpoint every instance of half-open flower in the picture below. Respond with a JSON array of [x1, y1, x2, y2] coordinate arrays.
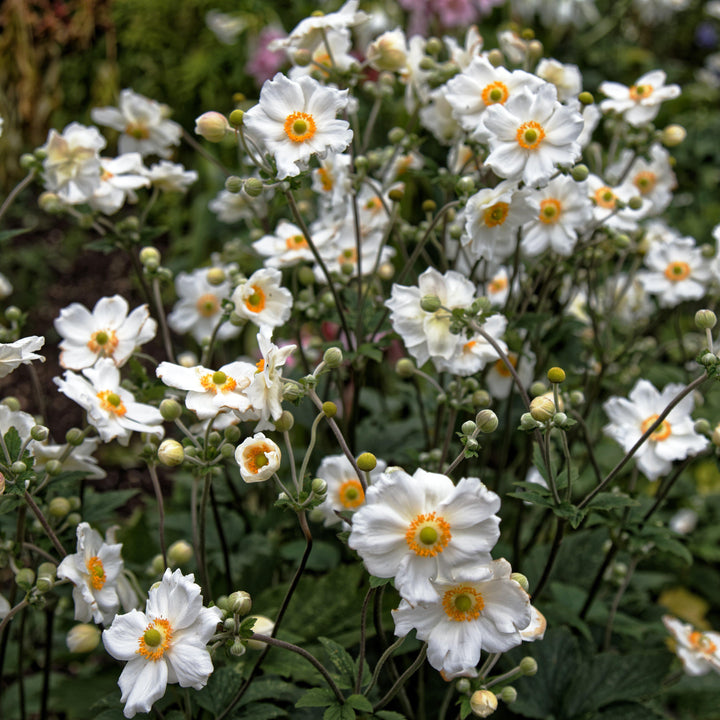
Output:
[[235, 432, 281, 482]]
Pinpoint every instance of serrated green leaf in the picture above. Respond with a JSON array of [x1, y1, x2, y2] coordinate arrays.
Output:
[[552, 502, 587, 528], [374, 712, 407, 720], [459, 695, 472, 720], [319, 636, 357, 685], [507, 491, 555, 508], [586, 493, 639, 511], [4, 427, 22, 461], [346, 694, 373, 712], [0, 228, 32, 243], [357, 343, 383, 363], [324, 704, 355, 720], [235, 702, 288, 720], [296, 687, 337, 708], [369, 575, 392, 588]]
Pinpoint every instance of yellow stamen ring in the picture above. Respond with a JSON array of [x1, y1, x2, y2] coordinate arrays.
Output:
[[516, 121, 545, 150], [664, 261, 691, 282], [594, 186, 617, 209], [196, 293, 220, 318], [241, 442, 275, 475], [539, 198, 562, 224], [405, 512, 451, 557], [641, 414, 672, 441], [200, 373, 238, 395], [137, 617, 173, 661], [87, 329, 119, 357], [483, 202, 509, 228], [629, 84, 654, 101], [285, 234, 309, 250], [86, 556, 106, 590], [442, 585, 485, 622], [284, 111, 317, 143], [633, 171, 657, 194], [481, 81, 509, 106], [244, 284, 266, 313], [689, 631, 718, 655], [96, 390, 127, 416], [338, 479, 365, 509]]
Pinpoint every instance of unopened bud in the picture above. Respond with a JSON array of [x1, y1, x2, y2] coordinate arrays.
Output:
[[167, 540, 193, 565], [65, 428, 85, 446], [206, 267, 226, 286], [2, 397, 21, 412], [530, 396, 555, 422], [547, 367, 566, 383], [48, 497, 72, 518], [158, 439, 184, 467], [273, 411, 294, 433], [712, 423, 720, 446], [420, 295, 442, 313], [456, 176, 476, 195], [244, 178, 264, 197], [311, 477, 327, 495], [323, 347, 343, 368], [519, 657, 538, 675], [357, 452, 377, 472], [628, 196, 643, 210], [15, 568, 35, 591], [487, 49, 504, 67], [511, 572, 529, 592], [229, 109, 244, 128], [38, 191, 62, 213], [396, 358, 415, 378], [230, 639, 247, 656], [246, 616, 275, 649], [472, 390, 491, 408], [696, 309, 717, 330], [31, 425, 49, 442], [11, 461, 26, 475], [225, 175, 244, 193], [461, 420, 477, 436], [139, 246, 161, 270], [322, 401, 337, 418], [159, 398, 183, 421], [661, 124, 686, 147], [470, 689, 498, 717], [66, 624, 101, 653], [388, 187, 404, 202], [520, 412, 540, 431], [553, 412, 568, 427], [195, 111, 230, 142], [498, 686, 517, 704], [571, 164, 589, 182], [475, 409, 498, 433], [228, 590, 252, 615]]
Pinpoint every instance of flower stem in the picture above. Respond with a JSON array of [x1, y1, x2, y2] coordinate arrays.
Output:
[[147, 463, 167, 569], [373, 642, 428, 712]]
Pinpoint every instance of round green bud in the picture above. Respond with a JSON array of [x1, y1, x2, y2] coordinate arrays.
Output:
[[547, 367, 566, 383], [465, 437, 479, 452], [2, 397, 21, 412], [225, 175, 244, 194], [223, 617, 235, 631], [297, 266, 315, 286], [30, 425, 49, 442], [520, 412, 540, 431], [461, 420, 477, 436], [229, 109, 244, 128], [528, 382, 546, 398], [472, 390, 492, 408], [694, 419, 711, 436], [273, 410, 294, 433], [230, 639, 247, 657], [528, 39, 543, 58], [65, 428, 85, 446], [322, 401, 337, 418], [702, 243, 716, 259], [45, 460, 63, 477], [388, 187, 404, 202], [456, 176, 476, 195], [157, 439, 185, 467], [476, 409, 499, 433], [456, 678, 472, 694], [5, 306, 22, 323], [207, 431, 222, 448], [487, 49, 504, 67], [470, 689, 498, 717], [519, 657, 538, 676], [530, 396, 555, 422], [293, 47, 312, 66], [323, 346, 343, 368], [357, 452, 377, 472], [149, 554, 165, 575], [420, 295, 442, 313], [422, 199, 437, 213], [354, 155, 369, 173], [159, 398, 183, 422], [388, 127, 405, 144], [628, 196, 643, 210], [15, 568, 35, 591], [244, 178, 264, 197], [36, 574, 55, 593], [569, 390, 585, 406], [11, 461, 26, 475], [38, 191, 63, 214], [511, 572, 529, 592], [168, 539, 194, 565], [68, 496, 82, 510], [661, 124, 686, 147], [139, 247, 161, 270], [311, 477, 327, 495], [220, 443, 235, 459], [228, 590, 252, 615], [418, 56, 436, 71], [499, 686, 517, 704], [396, 358, 415, 378], [578, 91, 594, 106], [66, 512, 82, 527], [206, 267, 226, 286], [571, 164, 589, 182], [223, 425, 241, 444], [426, 36, 443, 55], [696, 309, 717, 330], [701, 352, 716, 367], [48, 497, 72, 518], [20, 153, 36, 169]]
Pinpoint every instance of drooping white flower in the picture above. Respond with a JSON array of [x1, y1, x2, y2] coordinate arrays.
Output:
[[663, 616, 720, 676], [478, 84, 584, 188], [536, 58, 583, 102], [243, 73, 352, 179], [230, 268, 293, 336], [315, 454, 387, 527], [91, 89, 182, 158], [102, 568, 222, 718], [33, 437, 106, 480], [208, 188, 262, 224], [57, 522, 126, 625], [392, 559, 533, 676], [89, 153, 150, 215], [55, 295, 156, 370], [348, 468, 501, 603], [253, 220, 317, 268], [146, 161, 198, 193], [311, 153, 353, 216], [0, 336, 45, 378], [637, 236, 711, 308], [40, 123, 106, 204], [156, 360, 253, 420], [235, 432, 282, 482], [603, 379, 709, 481], [599, 70, 681, 127], [167, 267, 240, 345], [55, 358, 164, 445]]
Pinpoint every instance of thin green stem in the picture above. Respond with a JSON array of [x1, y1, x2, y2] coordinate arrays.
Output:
[[0, 170, 36, 224], [373, 642, 428, 712], [147, 463, 167, 569], [152, 277, 175, 363], [23, 492, 66, 557], [364, 635, 406, 697], [355, 586, 376, 693]]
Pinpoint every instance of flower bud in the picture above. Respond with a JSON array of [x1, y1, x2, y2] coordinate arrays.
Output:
[[11, 461, 26, 475], [323, 346, 343, 368], [230, 639, 247, 657], [712, 423, 720, 447], [31, 425, 49, 442], [628, 196, 643, 210], [246, 615, 275, 649], [578, 91, 594, 106], [205, 267, 226, 286], [65, 428, 85, 446], [388, 127, 405, 144], [38, 191, 63, 213], [367, 32, 408, 72], [530, 396, 555, 422], [661, 124, 686, 147], [177, 352, 198, 367], [487, 49, 504, 67], [66, 512, 82, 527], [569, 390, 585, 406], [357, 452, 377, 472], [15, 568, 35, 591], [499, 686, 517, 704], [472, 390, 491, 408], [388, 187, 404, 202], [312, 477, 327, 495], [225, 175, 244, 193], [694, 419, 711, 436], [530, 382, 547, 397], [547, 367, 565, 383], [229, 109, 244, 128], [696, 309, 717, 330], [48, 497, 72, 518], [520, 413, 540, 431], [228, 590, 252, 616], [420, 295, 442, 313], [470, 689, 498, 717], [244, 178, 264, 197], [519, 657, 538, 676], [322, 401, 337, 418], [139, 246, 161, 270], [159, 398, 183, 422], [195, 111, 230, 142], [66, 624, 101, 653], [2, 397, 21, 412], [36, 562, 56, 593], [571, 164, 589, 182], [396, 358, 415, 378], [461, 420, 477, 436], [44, 459, 62, 476], [167, 540, 193, 565], [272, 411, 293, 433], [149, 554, 165, 575], [511, 572, 529, 592], [553, 412, 568, 427], [157, 439, 183, 466], [475, 409, 499, 433]]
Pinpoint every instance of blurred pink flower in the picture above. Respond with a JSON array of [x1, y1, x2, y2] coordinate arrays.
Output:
[[245, 27, 288, 87]]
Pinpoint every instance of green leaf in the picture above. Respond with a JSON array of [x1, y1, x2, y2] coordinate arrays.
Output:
[[319, 636, 357, 686], [369, 575, 392, 588], [195, 665, 246, 713], [586, 493, 639, 511], [357, 343, 383, 363], [459, 695, 472, 720], [346, 694, 373, 712], [0, 228, 31, 243], [374, 712, 407, 720], [552, 502, 587, 528], [507, 491, 555, 508], [324, 703, 356, 720], [594, 702, 664, 720], [234, 703, 288, 720], [4, 427, 21, 461], [296, 688, 337, 708]]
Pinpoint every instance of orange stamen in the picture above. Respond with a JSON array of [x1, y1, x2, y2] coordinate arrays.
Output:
[[442, 585, 484, 622], [405, 512, 452, 557], [338, 479, 365, 509], [516, 120, 545, 150], [284, 111, 317, 143], [640, 414, 672, 441], [86, 556, 106, 590]]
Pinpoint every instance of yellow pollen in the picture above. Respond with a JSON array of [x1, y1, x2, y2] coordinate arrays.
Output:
[[244, 284, 267, 313], [482, 81, 509, 106], [689, 631, 718, 655], [516, 120, 545, 150], [196, 293, 220, 318], [242, 442, 274, 474], [97, 390, 127, 416], [318, 167, 333, 192], [483, 202, 509, 228], [86, 556, 106, 590], [633, 171, 657, 194], [463, 340, 477, 354], [200, 373, 238, 395], [365, 197, 382, 212], [629, 84, 654, 101], [338, 479, 365, 509], [405, 512, 452, 557], [286, 234, 309, 250], [594, 186, 617, 209], [442, 585, 485, 622], [125, 122, 150, 140], [87, 329, 119, 357], [641, 414, 672, 441], [539, 198, 562, 224], [137, 617, 173, 661], [256, 358, 265, 373], [284, 111, 317, 143], [488, 275, 508, 294], [664, 261, 691, 282], [337, 247, 358, 265], [494, 353, 518, 378], [101, 169, 114, 182]]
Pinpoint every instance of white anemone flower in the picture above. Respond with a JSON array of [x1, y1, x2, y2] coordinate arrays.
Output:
[[244, 73, 352, 179], [40, 123, 106, 204], [55, 295, 156, 370], [146, 161, 198, 193], [392, 559, 533, 676], [385, 267, 477, 370], [167, 268, 240, 345], [231, 268, 293, 336], [663, 616, 720, 676], [0, 336, 45, 378], [208, 188, 262, 223], [603, 379, 709, 481], [436, 314, 508, 377], [91, 89, 182, 158], [586, 174, 649, 232], [348, 468, 501, 604], [55, 358, 164, 445], [485, 348, 536, 400], [599, 70, 680, 127], [477, 84, 584, 188], [33, 437, 106, 480], [253, 220, 317, 268], [57, 522, 126, 626], [156, 360, 254, 420], [235, 433, 282, 482], [637, 237, 711, 308], [89, 153, 150, 215], [536, 58, 583, 102], [102, 569, 222, 718]]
